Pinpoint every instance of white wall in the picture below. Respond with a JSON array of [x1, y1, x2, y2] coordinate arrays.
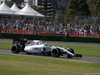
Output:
[[24, 0, 38, 6], [33, 0, 38, 6]]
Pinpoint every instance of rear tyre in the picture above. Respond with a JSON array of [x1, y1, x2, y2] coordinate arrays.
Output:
[[11, 45, 20, 53], [51, 48, 61, 57], [67, 48, 74, 58]]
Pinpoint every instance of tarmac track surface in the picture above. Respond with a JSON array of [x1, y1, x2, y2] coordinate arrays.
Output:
[[0, 49, 100, 63], [0, 39, 100, 63]]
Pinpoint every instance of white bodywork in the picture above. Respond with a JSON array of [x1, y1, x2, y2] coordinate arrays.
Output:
[[11, 39, 82, 58], [24, 40, 52, 53], [24, 40, 75, 56]]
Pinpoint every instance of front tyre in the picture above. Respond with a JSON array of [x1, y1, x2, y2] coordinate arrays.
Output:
[[51, 48, 61, 57]]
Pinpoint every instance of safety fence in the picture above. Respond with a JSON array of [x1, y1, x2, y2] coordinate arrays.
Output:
[[0, 29, 100, 38], [0, 29, 32, 34]]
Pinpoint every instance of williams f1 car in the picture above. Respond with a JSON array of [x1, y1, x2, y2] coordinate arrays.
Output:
[[11, 38, 82, 58]]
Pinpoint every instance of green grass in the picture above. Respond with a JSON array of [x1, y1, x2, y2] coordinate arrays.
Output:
[[0, 42, 12, 50], [0, 53, 100, 75], [0, 42, 100, 57]]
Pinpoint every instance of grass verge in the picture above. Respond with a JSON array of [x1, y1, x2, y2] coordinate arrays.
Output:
[[0, 42, 12, 50], [0, 53, 100, 75]]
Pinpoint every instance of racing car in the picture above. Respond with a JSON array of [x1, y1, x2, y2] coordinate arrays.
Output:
[[11, 38, 82, 58]]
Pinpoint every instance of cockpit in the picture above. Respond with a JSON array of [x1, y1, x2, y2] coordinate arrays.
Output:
[[44, 43, 48, 46]]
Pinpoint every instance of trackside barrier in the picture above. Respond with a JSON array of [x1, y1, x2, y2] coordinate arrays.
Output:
[[0, 29, 29, 34], [39, 31, 54, 34], [0, 29, 1, 33], [0, 29, 11, 33], [0, 33, 100, 43], [0, 29, 100, 38], [0, 33, 67, 41], [13, 30, 29, 34], [68, 37, 100, 43]]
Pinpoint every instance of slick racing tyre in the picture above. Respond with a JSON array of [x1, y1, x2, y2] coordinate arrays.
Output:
[[51, 48, 61, 57], [67, 48, 74, 58], [11, 45, 20, 53]]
